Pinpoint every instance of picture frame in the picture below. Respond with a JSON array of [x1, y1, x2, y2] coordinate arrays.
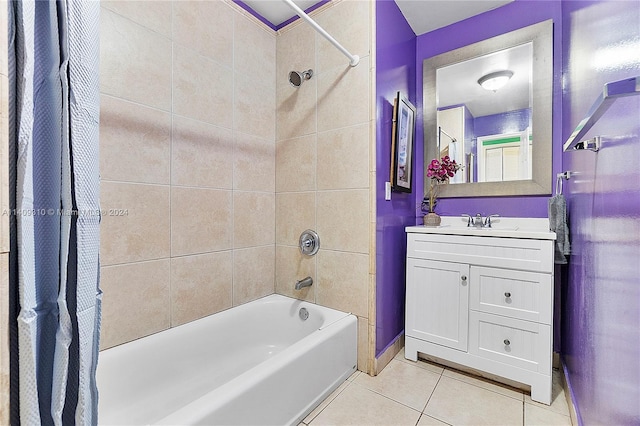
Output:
[[390, 91, 417, 192]]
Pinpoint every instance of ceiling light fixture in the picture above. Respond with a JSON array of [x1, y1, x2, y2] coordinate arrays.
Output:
[[477, 70, 514, 91]]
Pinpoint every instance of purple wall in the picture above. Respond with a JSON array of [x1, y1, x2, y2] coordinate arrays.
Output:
[[414, 0, 563, 219], [375, 0, 416, 356], [561, 1, 640, 424], [474, 108, 531, 138]]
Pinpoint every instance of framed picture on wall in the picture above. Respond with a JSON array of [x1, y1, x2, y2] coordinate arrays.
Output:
[[390, 91, 417, 192]]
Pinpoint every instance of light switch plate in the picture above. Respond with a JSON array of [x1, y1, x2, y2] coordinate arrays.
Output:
[[385, 182, 391, 200]]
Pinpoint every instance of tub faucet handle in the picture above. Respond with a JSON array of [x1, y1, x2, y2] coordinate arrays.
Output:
[[299, 230, 320, 256]]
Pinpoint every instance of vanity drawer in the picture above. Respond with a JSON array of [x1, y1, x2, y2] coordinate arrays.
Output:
[[469, 311, 551, 374], [470, 267, 553, 324], [406, 233, 553, 273]]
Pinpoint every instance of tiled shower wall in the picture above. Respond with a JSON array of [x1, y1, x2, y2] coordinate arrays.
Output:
[[99, 0, 376, 372], [274, 0, 375, 372], [99, 1, 277, 349]]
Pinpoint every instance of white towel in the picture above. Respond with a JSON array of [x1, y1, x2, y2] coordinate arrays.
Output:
[[548, 194, 570, 264]]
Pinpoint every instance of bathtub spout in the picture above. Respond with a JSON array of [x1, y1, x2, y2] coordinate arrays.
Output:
[[295, 276, 313, 290]]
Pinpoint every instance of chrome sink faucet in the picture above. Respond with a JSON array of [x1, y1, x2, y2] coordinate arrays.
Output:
[[462, 213, 500, 228]]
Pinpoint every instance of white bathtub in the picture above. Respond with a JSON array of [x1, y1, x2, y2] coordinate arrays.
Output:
[[97, 294, 357, 425]]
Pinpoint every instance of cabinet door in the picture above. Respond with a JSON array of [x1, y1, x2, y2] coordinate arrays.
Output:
[[406, 258, 470, 351]]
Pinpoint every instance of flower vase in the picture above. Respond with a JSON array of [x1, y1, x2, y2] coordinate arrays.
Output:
[[423, 212, 441, 227]]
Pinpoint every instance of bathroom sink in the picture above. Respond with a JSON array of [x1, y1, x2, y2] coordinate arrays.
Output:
[[463, 225, 520, 231], [462, 225, 520, 231], [407, 216, 556, 240]]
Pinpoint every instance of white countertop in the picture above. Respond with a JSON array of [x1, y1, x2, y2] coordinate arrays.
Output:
[[406, 216, 557, 240]]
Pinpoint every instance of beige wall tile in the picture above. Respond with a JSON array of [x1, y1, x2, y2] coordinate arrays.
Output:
[[275, 245, 315, 302], [234, 133, 275, 192], [315, 0, 371, 73], [100, 9, 171, 111], [358, 317, 373, 374], [101, 1, 172, 37], [276, 81, 317, 140], [276, 192, 316, 246], [171, 251, 233, 326], [233, 246, 275, 306], [368, 271, 376, 321], [317, 250, 368, 317], [0, 4, 6, 76], [276, 21, 315, 91], [235, 14, 276, 88], [100, 259, 171, 349], [234, 73, 276, 140], [317, 123, 370, 190], [317, 57, 370, 133], [100, 95, 171, 185], [233, 192, 275, 248], [369, 120, 377, 172], [316, 190, 369, 253], [276, 134, 316, 192], [171, 187, 232, 256], [173, 0, 233, 67], [173, 46, 233, 128], [172, 115, 233, 189], [101, 182, 170, 266], [0, 371, 7, 426]]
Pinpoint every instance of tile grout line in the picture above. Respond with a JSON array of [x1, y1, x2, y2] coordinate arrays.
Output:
[[346, 379, 424, 417], [421, 369, 444, 414], [305, 380, 354, 425]]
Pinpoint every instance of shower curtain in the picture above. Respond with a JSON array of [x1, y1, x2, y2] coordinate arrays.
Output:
[[9, 1, 101, 424]]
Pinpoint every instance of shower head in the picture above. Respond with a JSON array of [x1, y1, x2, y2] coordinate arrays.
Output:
[[288, 69, 313, 87]]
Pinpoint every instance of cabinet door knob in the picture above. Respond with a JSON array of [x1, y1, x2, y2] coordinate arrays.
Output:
[[461, 275, 467, 281], [504, 292, 511, 298], [504, 339, 511, 346]]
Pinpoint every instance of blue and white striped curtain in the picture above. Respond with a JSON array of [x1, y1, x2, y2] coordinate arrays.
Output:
[[9, 1, 102, 424]]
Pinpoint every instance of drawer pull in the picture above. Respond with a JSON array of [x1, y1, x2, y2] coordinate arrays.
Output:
[[461, 275, 467, 281], [504, 292, 511, 298], [503, 339, 511, 346]]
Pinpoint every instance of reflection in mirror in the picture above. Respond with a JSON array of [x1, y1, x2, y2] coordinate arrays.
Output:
[[424, 20, 553, 198], [437, 43, 533, 184]]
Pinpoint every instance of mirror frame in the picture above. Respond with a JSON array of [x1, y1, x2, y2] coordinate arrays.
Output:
[[423, 20, 553, 198]]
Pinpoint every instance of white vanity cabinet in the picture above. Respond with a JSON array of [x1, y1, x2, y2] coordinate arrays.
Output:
[[405, 225, 555, 404]]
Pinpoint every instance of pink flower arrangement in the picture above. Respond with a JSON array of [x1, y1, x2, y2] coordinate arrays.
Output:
[[425, 156, 461, 213]]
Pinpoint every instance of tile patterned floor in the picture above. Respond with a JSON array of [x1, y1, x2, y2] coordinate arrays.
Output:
[[301, 349, 572, 426]]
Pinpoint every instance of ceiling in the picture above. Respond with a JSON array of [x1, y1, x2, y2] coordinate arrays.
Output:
[[438, 42, 532, 117], [241, 0, 514, 35]]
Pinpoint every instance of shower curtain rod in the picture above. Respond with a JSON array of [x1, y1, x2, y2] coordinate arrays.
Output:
[[439, 127, 457, 143], [282, 0, 360, 67]]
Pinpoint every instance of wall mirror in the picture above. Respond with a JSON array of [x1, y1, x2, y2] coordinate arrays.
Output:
[[423, 20, 553, 198]]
